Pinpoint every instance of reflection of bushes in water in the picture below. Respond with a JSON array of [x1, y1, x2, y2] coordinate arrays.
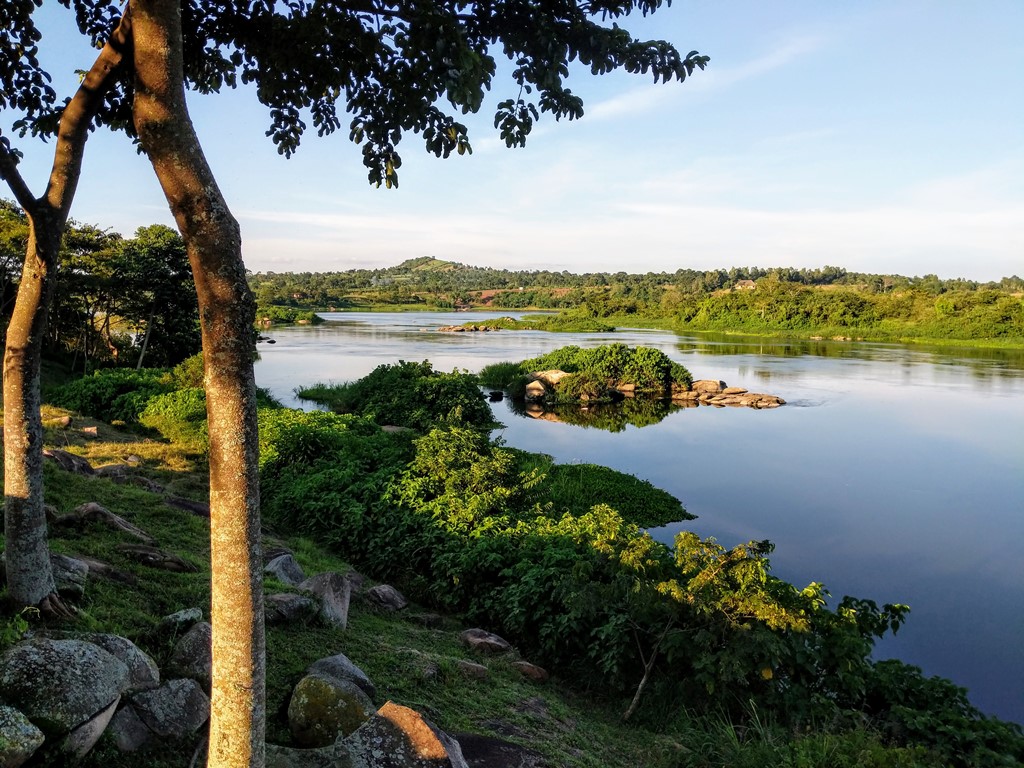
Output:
[[508, 395, 681, 432]]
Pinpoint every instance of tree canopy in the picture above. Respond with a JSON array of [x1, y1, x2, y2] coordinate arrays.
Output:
[[3, 0, 707, 188]]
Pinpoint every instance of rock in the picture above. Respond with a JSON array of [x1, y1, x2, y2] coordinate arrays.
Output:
[[366, 584, 407, 612], [70, 555, 138, 586], [419, 661, 441, 682], [116, 543, 198, 572], [107, 703, 154, 752], [155, 608, 203, 638], [163, 495, 210, 516], [523, 380, 546, 402], [266, 553, 307, 586], [530, 370, 571, 387], [42, 448, 94, 475], [78, 634, 159, 693], [670, 390, 700, 401], [458, 629, 511, 654], [132, 679, 210, 738], [0, 638, 128, 736], [126, 454, 142, 465], [691, 379, 726, 395], [300, 572, 352, 629], [345, 570, 367, 593], [455, 660, 488, 680], [94, 463, 133, 478], [266, 743, 340, 768], [487, 391, 504, 402], [381, 425, 414, 434], [722, 386, 748, 395], [167, 621, 212, 690], [341, 701, 469, 768], [0, 704, 45, 767], [288, 673, 375, 747], [56, 502, 156, 544], [65, 695, 119, 757], [263, 543, 294, 563], [452, 732, 547, 768], [50, 553, 89, 598], [265, 593, 319, 625], [308, 653, 376, 701], [81, 426, 99, 439], [510, 661, 549, 682]]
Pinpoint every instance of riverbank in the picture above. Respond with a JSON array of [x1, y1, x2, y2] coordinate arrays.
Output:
[[3, 357, 1021, 766], [299, 303, 1024, 350]]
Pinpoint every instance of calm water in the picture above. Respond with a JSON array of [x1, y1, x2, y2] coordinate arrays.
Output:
[[254, 312, 1024, 723]]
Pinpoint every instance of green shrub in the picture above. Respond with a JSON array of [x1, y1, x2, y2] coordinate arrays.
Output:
[[49, 368, 173, 423], [169, 353, 205, 388], [296, 360, 494, 431], [537, 462, 693, 528], [138, 388, 209, 449]]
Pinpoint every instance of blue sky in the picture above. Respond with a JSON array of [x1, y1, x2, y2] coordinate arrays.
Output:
[[8, 1, 1024, 280]]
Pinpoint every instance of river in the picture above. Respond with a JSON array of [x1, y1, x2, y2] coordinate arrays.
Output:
[[254, 311, 1024, 724]]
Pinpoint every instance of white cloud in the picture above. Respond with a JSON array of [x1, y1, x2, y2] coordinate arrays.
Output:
[[585, 34, 827, 122]]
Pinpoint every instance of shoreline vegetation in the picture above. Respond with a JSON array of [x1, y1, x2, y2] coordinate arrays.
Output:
[[249, 257, 1024, 349], [2, 353, 1020, 766]]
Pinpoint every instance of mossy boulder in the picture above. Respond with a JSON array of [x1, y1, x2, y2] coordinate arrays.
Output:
[[0, 638, 128, 736], [288, 673, 375, 747]]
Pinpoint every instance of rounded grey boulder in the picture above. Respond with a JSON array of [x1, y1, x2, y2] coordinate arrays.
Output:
[[0, 638, 128, 735]]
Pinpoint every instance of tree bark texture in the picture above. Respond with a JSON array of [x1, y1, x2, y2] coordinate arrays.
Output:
[[130, 3, 265, 766], [0, 12, 131, 609]]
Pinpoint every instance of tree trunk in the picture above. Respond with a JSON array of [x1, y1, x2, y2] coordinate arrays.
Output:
[[131, 3, 265, 767], [136, 307, 155, 370], [2, 218, 60, 606], [0, 12, 131, 611]]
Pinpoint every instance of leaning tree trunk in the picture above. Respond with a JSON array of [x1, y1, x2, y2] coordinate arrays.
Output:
[[131, 3, 265, 766], [0, 12, 131, 611], [2, 217, 61, 607]]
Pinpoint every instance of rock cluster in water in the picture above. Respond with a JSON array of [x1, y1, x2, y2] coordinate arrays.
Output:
[[437, 324, 502, 332], [523, 370, 785, 409]]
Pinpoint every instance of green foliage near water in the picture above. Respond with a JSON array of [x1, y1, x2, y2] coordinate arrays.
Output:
[[525, 458, 694, 528], [296, 360, 496, 431], [25, 359, 1024, 766], [267, 364, 1023, 765], [255, 304, 325, 326], [255, 414, 1024, 765]]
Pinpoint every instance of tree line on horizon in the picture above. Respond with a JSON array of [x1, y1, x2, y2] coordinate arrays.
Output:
[[248, 257, 1024, 342]]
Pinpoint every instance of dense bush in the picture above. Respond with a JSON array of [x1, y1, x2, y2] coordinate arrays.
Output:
[[138, 388, 209, 449], [256, 305, 324, 325], [49, 368, 174, 423], [296, 360, 495, 431], [531, 460, 694, 528], [258, 409, 414, 546]]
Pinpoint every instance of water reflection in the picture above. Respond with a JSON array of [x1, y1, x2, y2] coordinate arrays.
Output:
[[507, 396, 686, 432]]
